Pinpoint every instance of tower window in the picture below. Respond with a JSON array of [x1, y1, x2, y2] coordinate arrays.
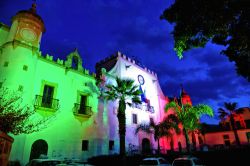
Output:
[[72, 56, 78, 70], [109, 140, 114, 150], [3, 61, 8, 67], [0, 82, 3, 89], [23, 65, 28, 71], [82, 140, 89, 151], [132, 114, 137, 124]]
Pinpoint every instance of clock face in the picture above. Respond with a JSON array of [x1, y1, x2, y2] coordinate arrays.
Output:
[[138, 75, 145, 85], [20, 28, 37, 42]]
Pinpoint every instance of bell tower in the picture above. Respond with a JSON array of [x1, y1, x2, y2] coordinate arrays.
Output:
[[7, 1, 45, 49], [0, 2, 45, 104], [180, 85, 192, 105]]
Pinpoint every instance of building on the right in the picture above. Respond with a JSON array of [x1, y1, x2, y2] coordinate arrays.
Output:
[[200, 107, 250, 149]]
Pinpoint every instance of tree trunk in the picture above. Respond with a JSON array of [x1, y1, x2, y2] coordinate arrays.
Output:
[[191, 132, 197, 151], [118, 99, 126, 157], [183, 128, 190, 153], [157, 139, 160, 155], [230, 116, 241, 146]]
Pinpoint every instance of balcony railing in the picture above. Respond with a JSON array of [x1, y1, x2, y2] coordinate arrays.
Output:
[[132, 103, 155, 113], [34, 95, 59, 110], [73, 103, 93, 117]]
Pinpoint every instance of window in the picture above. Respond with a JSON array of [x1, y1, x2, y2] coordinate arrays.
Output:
[[132, 114, 137, 124], [18, 85, 23, 92], [72, 56, 78, 70], [42, 85, 54, 108], [246, 132, 250, 143], [223, 135, 229, 139], [0, 82, 3, 89], [223, 134, 230, 146], [82, 140, 88, 151], [109, 140, 114, 150], [79, 95, 87, 114], [23, 65, 28, 71], [245, 120, 250, 128], [3, 61, 8, 67], [236, 121, 243, 129]]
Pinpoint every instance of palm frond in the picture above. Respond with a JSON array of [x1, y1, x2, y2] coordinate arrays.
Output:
[[193, 104, 214, 117], [224, 102, 237, 111], [218, 108, 228, 119], [165, 101, 179, 113]]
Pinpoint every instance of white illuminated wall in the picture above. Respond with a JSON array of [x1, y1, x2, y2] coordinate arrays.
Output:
[[98, 52, 168, 154]]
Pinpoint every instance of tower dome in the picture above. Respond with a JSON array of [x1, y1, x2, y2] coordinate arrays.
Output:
[[6, 2, 45, 48], [12, 2, 45, 32]]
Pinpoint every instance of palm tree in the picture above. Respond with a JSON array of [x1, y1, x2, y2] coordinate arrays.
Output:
[[105, 77, 141, 157], [135, 114, 180, 155], [218, 102, 246, 146], [165, 98, 213, 152]]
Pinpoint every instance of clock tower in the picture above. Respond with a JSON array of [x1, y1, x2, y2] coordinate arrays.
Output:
[[7, 2, 45, 48]]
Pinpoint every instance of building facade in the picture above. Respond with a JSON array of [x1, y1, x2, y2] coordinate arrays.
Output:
[[0, 3, 172, 164], [0, 4, 100, 165], [95, 52, 168, 155], [203, 107, 250, 149]]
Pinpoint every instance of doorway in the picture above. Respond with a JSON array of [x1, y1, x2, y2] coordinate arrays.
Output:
[[141, 138, 151, 154], [29, 139, 48, 160]]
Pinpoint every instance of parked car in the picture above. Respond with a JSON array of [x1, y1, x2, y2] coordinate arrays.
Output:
[[139, 157, 171, 166], [63, 159, 94, 166], [172, 156, 204, 166], [25, 159, 64, 166]]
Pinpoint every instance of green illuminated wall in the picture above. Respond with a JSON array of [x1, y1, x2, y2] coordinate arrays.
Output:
[[0, 19, 102, 164]]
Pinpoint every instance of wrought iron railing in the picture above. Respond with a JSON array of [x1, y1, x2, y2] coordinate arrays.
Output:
[[132, 103, 155, 113], [73, 103, 93, 116], [34, 95, 59, 110]]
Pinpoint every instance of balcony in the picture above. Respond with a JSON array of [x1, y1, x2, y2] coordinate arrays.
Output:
[[132, 103, 155, 113], [73, 103, 93, 117], [34, 95, 59, 110]]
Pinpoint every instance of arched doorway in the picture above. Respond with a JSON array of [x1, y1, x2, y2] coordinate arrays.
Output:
[[141, 138, 151, 154], [29, 139, 48, 160]]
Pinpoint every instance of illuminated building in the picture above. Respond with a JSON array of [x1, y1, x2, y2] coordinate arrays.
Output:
[[0, 3, 169, 164], [3, 2, 248, 165], [201, 107, 250, 149], [0, 3, 99, 164], [95, 51, 167, 155]]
